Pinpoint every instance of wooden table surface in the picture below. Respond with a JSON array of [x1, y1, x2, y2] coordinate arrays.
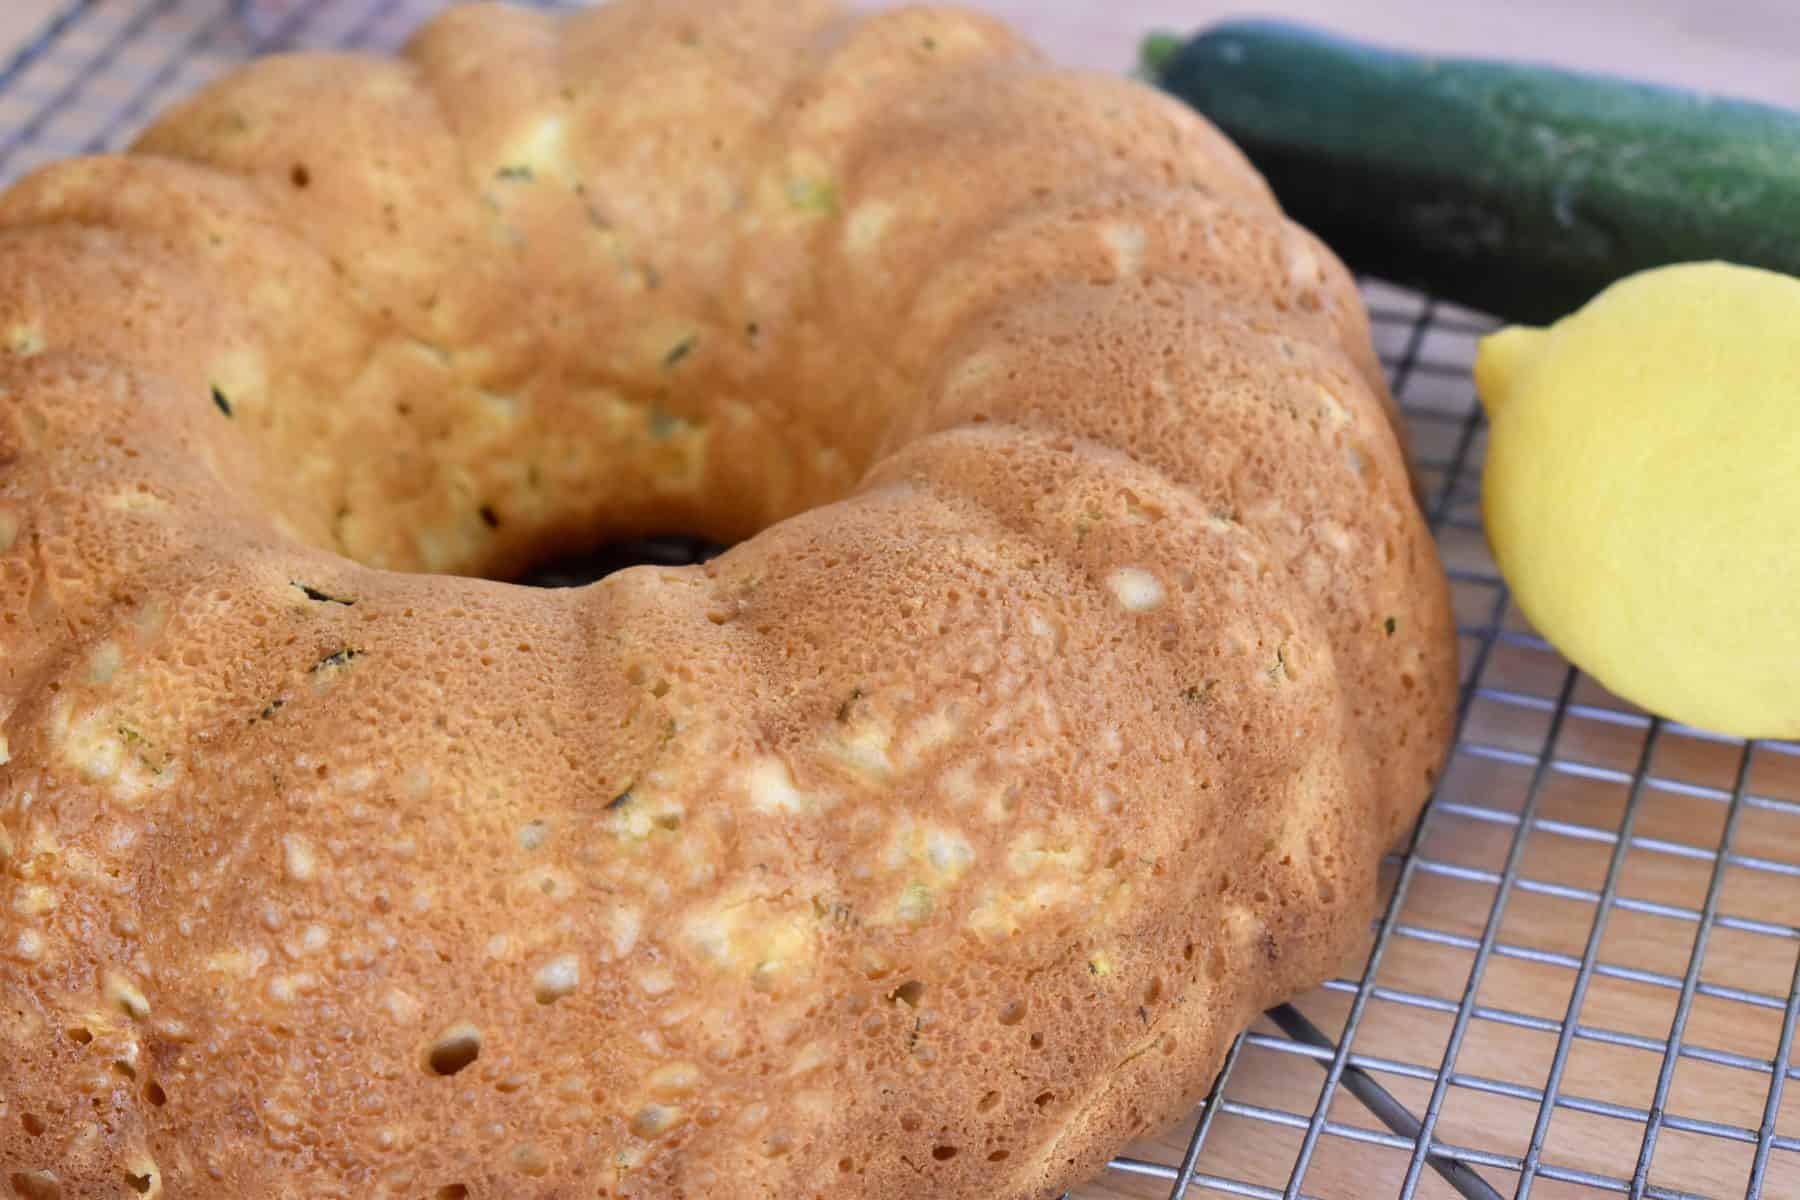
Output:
[[1, 3, 1796, 1200]]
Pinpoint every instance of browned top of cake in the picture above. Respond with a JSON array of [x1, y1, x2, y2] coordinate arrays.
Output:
[[0, 3, 1455, 1197]]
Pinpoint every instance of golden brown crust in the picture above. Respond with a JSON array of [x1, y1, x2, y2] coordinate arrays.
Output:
[[0, 3, 1457, 1197]]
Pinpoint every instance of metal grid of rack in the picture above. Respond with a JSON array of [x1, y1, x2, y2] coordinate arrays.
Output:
[[2, 3, 1797, 1198]]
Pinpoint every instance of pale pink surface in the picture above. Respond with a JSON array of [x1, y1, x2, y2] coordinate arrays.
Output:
[[3, 1, 1793, 107]]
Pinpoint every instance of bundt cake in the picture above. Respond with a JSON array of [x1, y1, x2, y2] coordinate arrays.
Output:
[[0, 1, 1458, 1196]]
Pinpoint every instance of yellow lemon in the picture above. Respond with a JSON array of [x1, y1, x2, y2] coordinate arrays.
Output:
[[1476, 261, 1800, 739]]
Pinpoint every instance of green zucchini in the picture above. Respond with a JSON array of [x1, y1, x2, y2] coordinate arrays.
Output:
[[1146, 22, 1800, 323]]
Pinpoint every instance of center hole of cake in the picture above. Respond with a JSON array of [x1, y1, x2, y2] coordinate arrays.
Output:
[[510, 533, 729, 588]]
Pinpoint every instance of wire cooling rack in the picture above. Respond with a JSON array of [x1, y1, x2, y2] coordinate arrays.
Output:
[[4, 3, 1799, 1198]]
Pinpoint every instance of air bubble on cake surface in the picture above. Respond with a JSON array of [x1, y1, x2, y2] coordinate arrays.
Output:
[[209, 347, 267, 407], [278, 924, 330, 958], [385, 988, 423, 1025], [406, 337, 452, 369], [511, 1142, 550, 1176], [962, 895, 1018, 943], [338, 765, 377, 793], [610, 1145, 647, 1181], [1027, 878, 1072, 911], [637, 967, 675, 997], [533, 954, 580, 1004], [894, 881, 933, 926], [70, 712, 133, 788], [937, 759, 978, 807], [981, 783, 1014, 825], [12, 885, 55, 916], [1106, 567, 1165, 611], [656, 1001, 698, 1032], [104, 971, 150, 1019], [632, 1102, 684, 1139], [881, 815, 919, 871], [257, 1101, 309, 1137], [472, 388, 522, 429], [282, 834, 318, 882], [787, 1041, 830, 1077], [520, 865, 576, 902], [1120, 487, 1172, 526], [498, 114, 569, 179], [23, 823, 59, 861], [744, 756, 810, 814], [1285, 233, 1321, 285], [103, 491, 171, 514], [607, 905, 642, 959], [1100, 223, 1146, 276], [85, 643, 122, 684], [1314, 382, 1352, 427], [1007, 830, 1084, 876], [123, 1157, 161, 1197], [645, 1061, 701, 1098], [426, 1023, 481, 1076], [205, 946, 267, 978], [59, 709, 120, 783], [750, 956, 787, 992], [5, 323, 45, 356], [103, 821, 139, 856], [11, 927, 45, 962], [1225, 904, 1263, 945], [684, 903, 754, 968], [1316, 520, 1353, 554], [1025, 611, 1060, 648], [843, 201, 895, 256], [268, 972, 318, 1003], [824, 719, 889, 784], [793, 1088, 835, 1123], [620, 803, 665, 841], [925, 826, 975, 877], [896, 706, 960, 770], [1198, 513, 1240, 540], [517, 819, 551, 850], [395, 767, 429, 800]]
